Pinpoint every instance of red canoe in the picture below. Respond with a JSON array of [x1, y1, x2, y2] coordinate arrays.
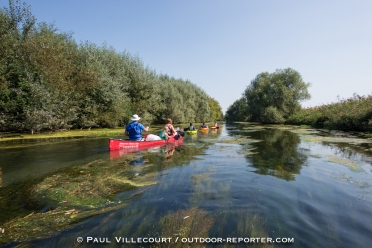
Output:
[[211, 126, 219, 129], [109, 135, 183, 151]]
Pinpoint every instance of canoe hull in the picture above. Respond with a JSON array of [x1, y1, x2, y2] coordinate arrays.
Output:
[[186, 130, 197, 135], [199, 128, 209, 132], [109, 135, 183, 151]]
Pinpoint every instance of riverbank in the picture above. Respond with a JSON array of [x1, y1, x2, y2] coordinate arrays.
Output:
[[0, 122, 216, 147], [287, 94, 372, 132]]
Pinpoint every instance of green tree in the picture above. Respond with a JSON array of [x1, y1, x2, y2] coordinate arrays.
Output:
[[0, 0, 36, 131], [244, 68, 310, 123], [225, 97, 249, 122], [208, 97, 223, 121], [0, 0, 223, 131]]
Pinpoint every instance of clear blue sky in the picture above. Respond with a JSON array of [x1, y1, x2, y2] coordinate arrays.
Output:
[[3, 0, 372, 113]]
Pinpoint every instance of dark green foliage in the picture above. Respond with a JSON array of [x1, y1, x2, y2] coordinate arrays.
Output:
[[225, 97, 249, 122], [287, 94, 372, 131], [0, 1, 223, 132], [244, 68, 310, 124], [225, 68, 310, 124]]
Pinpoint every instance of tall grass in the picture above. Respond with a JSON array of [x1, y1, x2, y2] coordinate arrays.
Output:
[[287, 94, 372, 131]]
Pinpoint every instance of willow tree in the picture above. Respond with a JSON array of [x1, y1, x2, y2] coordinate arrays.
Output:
[[244, 68, 311, 124], [0, 0, 223, 131], [224, 97, 249, 122], [208, 97, 223, 121], [0, 0, 36, 130]]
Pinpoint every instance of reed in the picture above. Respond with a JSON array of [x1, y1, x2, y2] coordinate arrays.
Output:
[[287, 94, 372, 131]]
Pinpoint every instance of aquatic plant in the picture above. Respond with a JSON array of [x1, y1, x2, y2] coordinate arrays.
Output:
[[327, 155, 359, 171], [31, 157, 158, 208], [160, 207, 214, 248], [218, 137, 262, 145], [0, 204, 128, 245], [0, 152, 166, 244]]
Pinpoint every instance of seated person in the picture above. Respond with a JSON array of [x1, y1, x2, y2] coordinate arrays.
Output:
[[125, 114, 149, 141], [200, 122, 208, 128], [214, 122, 218, 127], [188, 123, 195, 130], [164, 118, 176, 138]]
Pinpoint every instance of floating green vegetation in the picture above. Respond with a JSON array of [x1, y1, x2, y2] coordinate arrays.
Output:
[[300, 135, 372, 144], [335, 173, 370, 189], [32, 157, 158, 209], [285, 128, 372, 145], [160, 207, 214, 248], [0, 154, 160, 245], [0, 128, 126, 149], [237, 146, 259, 157], [310, 154, 322, 158], [218, 137, 262, 145], [288, 128, 319, 135], [212, 144, 237, 152], [327, 155, 359, 171], [241, 126, 266, 132], [0, 128, 124, 141], [0, 204, 128, 245], [360, 132, 372, 139]]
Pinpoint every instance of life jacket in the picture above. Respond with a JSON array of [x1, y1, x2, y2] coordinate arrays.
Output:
[[126, 122, 143, 140]]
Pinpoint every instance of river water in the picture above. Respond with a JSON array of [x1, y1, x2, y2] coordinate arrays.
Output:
[[0, 123, 371, 247]]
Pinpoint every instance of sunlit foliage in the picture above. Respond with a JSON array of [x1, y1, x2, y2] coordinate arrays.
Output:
[[225, 68, 310, 124], [287, 94, 372, 131], [225, 97, 249, 122], [0, 0, 223, 132], [244, 68, 311, 124]]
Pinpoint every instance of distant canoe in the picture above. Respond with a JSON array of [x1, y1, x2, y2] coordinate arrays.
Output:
[[186, 130, 197, 135], [211, 126, 219, 129]]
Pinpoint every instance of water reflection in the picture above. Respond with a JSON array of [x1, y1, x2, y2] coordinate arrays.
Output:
[[323, 142, 372, 166], [2, 124, 372, 247], [246, 129, 308, 181]]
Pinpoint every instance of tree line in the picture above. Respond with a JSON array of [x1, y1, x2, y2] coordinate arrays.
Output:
[[0, 0, 223, 133], [225, 68, 372, 131]]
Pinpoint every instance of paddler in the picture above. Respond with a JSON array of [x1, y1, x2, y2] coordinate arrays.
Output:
[[163, 118, 176, 138], [125, 114, 149, 141], [188, 123, 195, 130], [200, 122, 208, 128]]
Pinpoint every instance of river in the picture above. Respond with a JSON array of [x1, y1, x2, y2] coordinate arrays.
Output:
[[0, 123, 371, 247]]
